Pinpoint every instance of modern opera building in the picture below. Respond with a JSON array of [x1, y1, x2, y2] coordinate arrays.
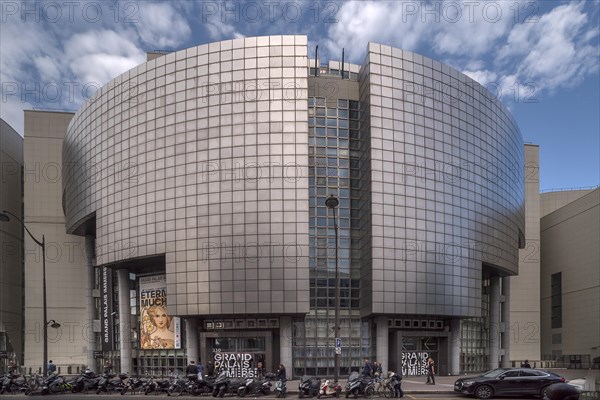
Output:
[[60, 35, 525, 377]]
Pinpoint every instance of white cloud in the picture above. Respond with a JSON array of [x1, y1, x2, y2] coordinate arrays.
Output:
[[432, 1, 515, 56], [204, 21, 244, 41], [64, 29, 145, 87], [136, 3, 191, 48], [497, 2, 598, 91], [462, 69, 498, 87], [325, 1, 432, 62]]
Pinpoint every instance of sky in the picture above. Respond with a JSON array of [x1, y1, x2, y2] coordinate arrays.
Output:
[[0, 0, 598, 191]]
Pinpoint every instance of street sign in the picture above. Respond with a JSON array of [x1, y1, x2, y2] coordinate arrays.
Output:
[[93, 351, 104, 359], [335, 337, 342, 348]]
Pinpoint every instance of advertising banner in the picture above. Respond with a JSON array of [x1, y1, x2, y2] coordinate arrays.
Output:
[[100, 267, 114, 352], [213, 352, 256, 378], [139, 274, 179, 349], [401, 352, 429, 376]]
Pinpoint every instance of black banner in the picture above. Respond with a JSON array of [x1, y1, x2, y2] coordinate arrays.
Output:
[[100, 267, 114, 352]]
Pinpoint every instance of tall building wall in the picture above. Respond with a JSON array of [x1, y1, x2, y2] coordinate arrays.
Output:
[[63, 36, 311, 316], [0, 119, 24, 370], [540, 189, 600, 361], [510, 144, 541, 361], [540, 189, 595, 217], [360, 43, 525, 317], [23, 111, 87, 372]]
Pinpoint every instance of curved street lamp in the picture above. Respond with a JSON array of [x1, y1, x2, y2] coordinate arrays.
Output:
[[325, 195, 340, 383], [0, 210, 60, 376]]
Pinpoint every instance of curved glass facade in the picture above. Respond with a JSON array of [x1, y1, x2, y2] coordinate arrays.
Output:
[[63, 36, 525, 376]]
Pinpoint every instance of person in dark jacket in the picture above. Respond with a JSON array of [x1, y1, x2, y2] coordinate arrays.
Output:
[[206, 361, 215, 377], [389, 372, 403, 398], [276, 364, 287, 381], [186, 360, 198, 375], [362, 358, 372, 377]]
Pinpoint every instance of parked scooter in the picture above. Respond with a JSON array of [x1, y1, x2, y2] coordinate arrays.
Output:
[[142, 376, 173, 395], [212, 371, 230, 397], [0, 373, 32, 395], [318, 380, 342, 398], [276, 378, 291, 398], [121, 376, 146, 395], [345, 372, 374, 398], [299, 376, 322, 398], [95, 372, 128, 394], [71, 369, 100, 393], [41, 373, 70, 395], [238, 374, 272, 397]]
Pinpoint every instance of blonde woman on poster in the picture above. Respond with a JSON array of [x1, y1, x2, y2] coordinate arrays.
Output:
[[141, 304, 175, 349]]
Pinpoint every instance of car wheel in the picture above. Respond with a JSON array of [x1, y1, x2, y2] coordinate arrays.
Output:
[[299, 391, 304, 399], [540, 385, 549, 399], [475, 385, 493, 399]]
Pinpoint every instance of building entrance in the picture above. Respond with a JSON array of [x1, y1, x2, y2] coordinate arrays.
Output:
[[201, 331, 273, 377], [400, 336, 438, 376]]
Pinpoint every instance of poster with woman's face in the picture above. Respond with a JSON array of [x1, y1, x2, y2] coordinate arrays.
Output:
[[139, 275, 178, 349]]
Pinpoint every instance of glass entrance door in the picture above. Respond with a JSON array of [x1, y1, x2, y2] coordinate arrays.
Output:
[[401, 336, 439, 376], [204, 333, 271, 378]]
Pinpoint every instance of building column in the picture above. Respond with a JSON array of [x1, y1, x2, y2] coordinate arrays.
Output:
[[501, 277, 511, 367], [390, 331, 403, 375], [186, 319, 199, 363], [117, 269, 132, 374], [376, 316, 388, 372], [449, 318, 461, 375], [84, 235, 97, 372], [280, 317, 293, 372], [489, 276, 501, 369]]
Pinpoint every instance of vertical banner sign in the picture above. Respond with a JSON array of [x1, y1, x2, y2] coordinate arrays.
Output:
[[401, 352, 429, 376], [173, 317, 181, 349], [100, 267, 114, 352], [140, 275, 179, 349]]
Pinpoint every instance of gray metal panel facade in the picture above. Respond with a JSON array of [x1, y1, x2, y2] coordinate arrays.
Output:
[[63, 36, 311, 316], [360, 43, 525, 317]]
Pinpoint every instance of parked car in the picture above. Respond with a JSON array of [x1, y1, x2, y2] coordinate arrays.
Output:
[[454, 368, 565, 399]]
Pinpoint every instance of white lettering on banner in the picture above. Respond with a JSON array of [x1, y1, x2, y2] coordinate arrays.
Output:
[[213, 353, 256, 378], [401, 352, 429, 376]]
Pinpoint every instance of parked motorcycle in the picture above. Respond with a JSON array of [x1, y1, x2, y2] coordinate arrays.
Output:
[[318, 380, 342, 398], [121, 376, 146, 395], [0, 374, 32, 395], [212, 371, 230, 398], [71, 369, 100, 393], [345, 372, 374, 398], [41, 373, 71, 395], [95, 372, 128, 394], [276, 378, 291, 398], [238, 374, 272, 397], [299, 375, 322, 398], [142, 375, 173, 395], [167, 374, 192, 396]]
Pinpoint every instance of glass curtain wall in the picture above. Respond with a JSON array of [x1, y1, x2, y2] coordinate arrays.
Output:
[[292, 97, 371, 378]]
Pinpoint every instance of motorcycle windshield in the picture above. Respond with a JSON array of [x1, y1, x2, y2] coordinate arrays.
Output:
[[348, 372, 360, 382], [215, 371, 228, 384]]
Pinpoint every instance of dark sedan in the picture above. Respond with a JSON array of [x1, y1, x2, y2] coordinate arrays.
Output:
[[454, 368, 565, 399]]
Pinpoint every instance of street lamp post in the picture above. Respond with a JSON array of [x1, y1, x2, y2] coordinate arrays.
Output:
[[0, 210, 58, 376], [325, 195, 340, 383]]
